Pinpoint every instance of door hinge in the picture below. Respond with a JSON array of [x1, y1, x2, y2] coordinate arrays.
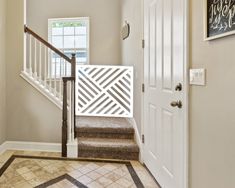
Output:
[[142, 83, 145, 93], [142, 39, 145, 49], [142, 134, 145, 144]]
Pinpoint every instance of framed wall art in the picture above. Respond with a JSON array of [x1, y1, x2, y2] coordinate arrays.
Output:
[[204, 0, 235, 41]]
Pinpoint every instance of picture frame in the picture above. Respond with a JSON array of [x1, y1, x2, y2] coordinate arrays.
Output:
[[204, 0, 235, 41]]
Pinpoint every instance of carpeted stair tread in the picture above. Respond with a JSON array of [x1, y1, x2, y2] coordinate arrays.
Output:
[[76, 116, 139, 160], [78, 138, 139, 153], [76, 116, 133, 132]]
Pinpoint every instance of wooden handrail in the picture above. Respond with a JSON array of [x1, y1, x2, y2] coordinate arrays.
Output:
[[24, 25, 72, 63]]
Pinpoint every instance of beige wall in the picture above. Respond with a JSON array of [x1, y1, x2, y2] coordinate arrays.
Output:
[[190, 0, 235, 188], [5, 0, 122, 143], [26, 0, 121, 65], [0, 0, 6, 145], [6, 0, 62, 143], [121, 0, 143, 135]]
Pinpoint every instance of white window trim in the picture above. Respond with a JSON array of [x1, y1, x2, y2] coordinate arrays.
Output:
[[48, 17, 90, 65]]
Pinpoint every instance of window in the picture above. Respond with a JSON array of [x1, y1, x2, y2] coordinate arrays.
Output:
[[48, 17, 89, 77]]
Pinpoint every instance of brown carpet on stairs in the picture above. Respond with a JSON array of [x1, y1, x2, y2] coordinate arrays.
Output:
[[76, 116, 139, 160]]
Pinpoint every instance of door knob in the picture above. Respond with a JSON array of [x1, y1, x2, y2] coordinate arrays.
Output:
[[175, 83, 182, 91], [170, 100, 182, 109]]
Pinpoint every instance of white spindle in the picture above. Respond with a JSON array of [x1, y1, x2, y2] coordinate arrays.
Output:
[[44, 46, 47, 87], [29, 35, 32, 76], [49, 49, 52, 92], [71, 81, 75, 142], [54, 53, 57, 96], [68, 81, 72, 142], [34, 38, 37, 79], [39, 42, 42, 82], [23, 32, 27, 73], [59, 58, 62, 100]]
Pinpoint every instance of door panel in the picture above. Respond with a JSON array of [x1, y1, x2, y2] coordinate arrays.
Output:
[[144, 0, 186, 187]]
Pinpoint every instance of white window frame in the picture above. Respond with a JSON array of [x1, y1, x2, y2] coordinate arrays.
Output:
[[48, 17, 90, 65]]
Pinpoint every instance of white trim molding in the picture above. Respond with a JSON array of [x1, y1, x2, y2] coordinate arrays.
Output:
[[67, 139, 78, 158], [126, 118, 143, 162], [0, 143, 7, 155], [0, 141, 61, 155]]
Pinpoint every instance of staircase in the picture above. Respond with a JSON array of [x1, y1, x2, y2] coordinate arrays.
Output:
[[23, 25, 138, 160], [76, 116, 139, 160]]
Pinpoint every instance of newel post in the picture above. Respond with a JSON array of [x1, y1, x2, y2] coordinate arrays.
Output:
[[71, 54, 76, 78], [71, 54, 76, 137], [62, 78, 68, 157]]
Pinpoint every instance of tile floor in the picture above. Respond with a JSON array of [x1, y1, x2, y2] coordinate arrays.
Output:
[[0, 150, 160, 188]]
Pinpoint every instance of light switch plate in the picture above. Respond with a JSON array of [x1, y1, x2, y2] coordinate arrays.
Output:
[[190, 69, 206, 86]]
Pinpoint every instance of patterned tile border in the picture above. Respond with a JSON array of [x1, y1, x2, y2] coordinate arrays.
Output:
[[35, 174, 88, 188], [0, 155, 144, 188]]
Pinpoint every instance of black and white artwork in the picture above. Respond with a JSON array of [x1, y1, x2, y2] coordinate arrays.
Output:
[[205, 0, 235, 40]]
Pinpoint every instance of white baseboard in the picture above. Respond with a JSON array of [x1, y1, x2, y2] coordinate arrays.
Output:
[[0, 142, 7, 155], [126, 118, 143, 162], [0, 141, 61, 155]]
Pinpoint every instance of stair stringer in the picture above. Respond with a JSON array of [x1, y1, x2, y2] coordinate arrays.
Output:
[[21, 71, 62, 109]]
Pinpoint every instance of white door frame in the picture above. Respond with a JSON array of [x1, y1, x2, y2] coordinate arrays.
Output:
[[140, 0, 189, 187]]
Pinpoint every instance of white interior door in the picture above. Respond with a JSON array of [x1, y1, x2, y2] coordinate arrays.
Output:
[[143, 0, 187, 187]]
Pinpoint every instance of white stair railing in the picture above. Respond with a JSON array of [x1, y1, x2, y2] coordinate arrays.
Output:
[[23, 26, 76, 157], [23, 27, 72, 108], [76, 65, 134, 117]]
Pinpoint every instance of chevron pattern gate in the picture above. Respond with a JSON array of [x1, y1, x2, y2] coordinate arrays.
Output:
[[76, 65, 133, 117]]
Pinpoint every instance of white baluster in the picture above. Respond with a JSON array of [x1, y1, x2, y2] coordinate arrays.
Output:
[[23, 32, 27, 73], [67, 81, 72, 142], [34, 38, 37, 79], [44, 46, 47, 88], [49, 49, 52, 92], [29, 35, 32, 76], [39, 42, 42, 83], [59, 58, 62, 100], [54, 53, 57, 96]]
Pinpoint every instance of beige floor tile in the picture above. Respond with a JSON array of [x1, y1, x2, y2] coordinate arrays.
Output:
[[96, 176, 113, 187], [104, 171, 122, 182], [13, 181, 33, 188], [106, 182, 126, 188], [86, 170, 102, 180], [68, 169, 83, 178], [87, 181, 104, 188], [78, 166, 94, 174], [112, 167, 127, 177], [102, 164, 118, 171], [94, 166, 110, 175], [77, 175, 93, 184], [48, 184, 61, 188], [16, 167, 30, 175], [56, 179, 74, 188], [21, 171, 37, 181], [116, 177, 133, 187]]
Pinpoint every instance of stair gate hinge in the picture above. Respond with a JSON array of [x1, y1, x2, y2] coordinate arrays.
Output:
[[142, 134, 145, 144], [142, 83, 145, 93], [142, 39, 145, 49]]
